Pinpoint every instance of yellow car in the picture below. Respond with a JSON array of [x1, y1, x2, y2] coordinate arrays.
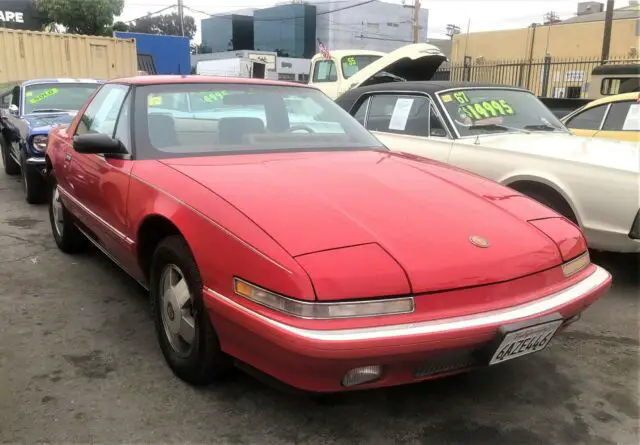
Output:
[[562, 92, 639, 142]]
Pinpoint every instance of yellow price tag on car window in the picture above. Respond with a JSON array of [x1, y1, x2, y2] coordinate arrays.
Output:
[[29, 88, 59, 104], [460, 99, 515, 120], [202, 91, 228, 103], [441, 94, 453, 103], [347, 57, 357, 66], [148, 96, 163, 106], [26, 91, 33, 97]]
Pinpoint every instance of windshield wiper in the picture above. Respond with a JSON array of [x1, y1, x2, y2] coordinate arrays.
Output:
[[524, 124, 563, 132], [467, 123, 529, 134], [31, 108, 69, 113]]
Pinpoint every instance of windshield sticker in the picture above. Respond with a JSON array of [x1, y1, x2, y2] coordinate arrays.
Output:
[[441, 94, 453, 103], [446, 91, 515, 121], [622, 103, 639, 131], [25, 91, 33, 97], [389, 97, 414, 131], [201, 91, 228, 103], [29, 88, 59, 104], [346, 56, 357, 66], [148, 95, 163, 106]]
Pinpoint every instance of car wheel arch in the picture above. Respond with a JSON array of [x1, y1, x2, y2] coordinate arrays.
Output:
[[137, 214, 188, 285], [505, 177, 581, 226]]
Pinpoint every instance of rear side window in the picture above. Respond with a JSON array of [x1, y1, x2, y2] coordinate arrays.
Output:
[[313, 60, 337, 83], [601, 77, 640, 95], [361, 94, 446, 137], [602, 101, 639, 131], [565, 104, 608, 130]]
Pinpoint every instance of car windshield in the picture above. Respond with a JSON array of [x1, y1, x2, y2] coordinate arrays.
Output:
[[134, 83, 386, 159], [341, 55, 382, 79], [437, 88, 568, 137], [24, 83, 99, 114]]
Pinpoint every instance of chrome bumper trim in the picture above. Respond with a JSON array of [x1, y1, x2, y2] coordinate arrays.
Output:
[[205, 266, 610, 342], [26, 157, 46, 165]]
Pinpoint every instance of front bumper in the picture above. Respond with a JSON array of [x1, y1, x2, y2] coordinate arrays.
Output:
[[25, 156, 47, 176], [584, 227, 640, 253], [203, 265, 611, 393]]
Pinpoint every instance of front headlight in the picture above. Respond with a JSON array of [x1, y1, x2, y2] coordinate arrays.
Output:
[[31, 135, 48, 152], [233, 278, 415, 319]]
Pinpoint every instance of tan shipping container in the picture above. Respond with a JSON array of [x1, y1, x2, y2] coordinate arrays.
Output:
[[0, 28, 138, 84]]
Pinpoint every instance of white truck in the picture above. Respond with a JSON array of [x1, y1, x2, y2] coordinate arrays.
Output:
[[195, 58, 267, 79], [307, 43, 447, 99]]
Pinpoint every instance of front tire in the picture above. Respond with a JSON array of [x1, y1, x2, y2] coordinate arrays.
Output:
[[150, 235, 230, 386], [22, 157, 46, 204], [0, 134, 19, 175], [48, 174, 87, 253]]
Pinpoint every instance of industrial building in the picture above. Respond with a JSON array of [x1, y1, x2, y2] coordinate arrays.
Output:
[[199, 0, 428, 57]]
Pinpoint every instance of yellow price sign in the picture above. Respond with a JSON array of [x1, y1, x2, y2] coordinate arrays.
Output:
[[460, 99, 515, 121], [148, 95, 163, 106], [346, 56, 357, 66], [29, 87, 59, 104], [441, 94, 453, 103], [201, 90, 228, 103]]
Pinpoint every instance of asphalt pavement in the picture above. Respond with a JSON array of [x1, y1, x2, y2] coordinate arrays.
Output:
[[0, 164, 638, 445]]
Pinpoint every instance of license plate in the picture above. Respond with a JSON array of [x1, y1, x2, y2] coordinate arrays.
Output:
[[489, 319, 563, 365]]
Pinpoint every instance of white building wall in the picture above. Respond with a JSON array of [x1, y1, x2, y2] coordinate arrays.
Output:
[[312, 0, 428, 52]]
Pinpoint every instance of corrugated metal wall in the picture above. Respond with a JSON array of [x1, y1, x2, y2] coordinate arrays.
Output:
[[0, 28, 138, 83]]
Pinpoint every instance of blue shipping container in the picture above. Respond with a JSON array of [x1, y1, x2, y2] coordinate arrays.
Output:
[[114, 31, 191, 75]]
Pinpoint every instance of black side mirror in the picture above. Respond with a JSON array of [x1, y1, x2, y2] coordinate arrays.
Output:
[[73, 133, 127, 155]]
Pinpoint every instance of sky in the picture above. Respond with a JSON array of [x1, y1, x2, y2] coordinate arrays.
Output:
[[116, 0, 632, 43]]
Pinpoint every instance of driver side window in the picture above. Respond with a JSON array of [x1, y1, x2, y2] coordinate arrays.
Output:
[[565, 104, 608, 130], [75, 84, 129, 137]]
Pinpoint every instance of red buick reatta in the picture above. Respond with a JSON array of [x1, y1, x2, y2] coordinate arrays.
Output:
[[45, 76, 611, 392]]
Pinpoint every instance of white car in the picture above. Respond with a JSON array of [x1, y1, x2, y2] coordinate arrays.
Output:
[[336, 82, 640, 254]]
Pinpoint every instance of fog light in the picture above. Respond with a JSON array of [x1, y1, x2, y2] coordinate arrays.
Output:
[[341, 365, 382, 387]]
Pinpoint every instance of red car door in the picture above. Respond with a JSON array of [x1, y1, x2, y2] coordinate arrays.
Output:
[[66, 84, 138, 271]]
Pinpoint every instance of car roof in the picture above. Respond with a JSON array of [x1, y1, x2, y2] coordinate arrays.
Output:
[[582, 91, 640, 108], [111, 75, 309, 88], [591, 63, 639, 76], [310, 49, 385, 61], [22, 78, 104, 86], [340, 81, 531, 97]]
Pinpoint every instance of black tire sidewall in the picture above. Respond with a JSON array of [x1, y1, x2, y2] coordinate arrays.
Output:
[[22, 156, 45, 204], [0, 134, 19, 175], [150, 236, 225, 385], [48, 174, 85, 252]]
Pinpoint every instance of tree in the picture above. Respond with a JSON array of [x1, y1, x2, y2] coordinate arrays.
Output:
[[36, 0, 124, 36], [190, 43, 212, 55], [129, 13, 196, 39], [112, 21, 130, 33]]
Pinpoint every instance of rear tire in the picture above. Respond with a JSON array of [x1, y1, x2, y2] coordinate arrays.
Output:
[[150, 235, 230, 386], [48, 174, 87, 253], [0, 134, 19, 176]]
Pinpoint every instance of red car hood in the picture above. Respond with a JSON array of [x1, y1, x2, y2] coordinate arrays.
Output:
[[163, 151, 562, 294]]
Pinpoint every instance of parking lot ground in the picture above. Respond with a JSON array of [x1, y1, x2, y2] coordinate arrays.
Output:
[[0, 167, 638, 445]]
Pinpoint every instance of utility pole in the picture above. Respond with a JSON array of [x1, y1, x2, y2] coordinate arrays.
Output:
[[600, 0, 614, 63], [446, 24, 461, 40], [412, 0, 421, 43], [178, 0, 185, 37]]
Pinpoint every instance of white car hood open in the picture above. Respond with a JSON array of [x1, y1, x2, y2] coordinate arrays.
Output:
[[343, 43, 447, 92], [458, 132, 640, 173]]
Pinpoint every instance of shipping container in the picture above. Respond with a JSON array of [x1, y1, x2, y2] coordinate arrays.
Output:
[[0, 28, 138, 83], [113, 31, 190, 75]]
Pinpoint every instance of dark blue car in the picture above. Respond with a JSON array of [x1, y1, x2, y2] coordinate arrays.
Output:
[[0, 78, 103, 203]]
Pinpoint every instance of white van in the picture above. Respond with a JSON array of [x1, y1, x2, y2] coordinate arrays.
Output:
[[307, 43, 447, 100]]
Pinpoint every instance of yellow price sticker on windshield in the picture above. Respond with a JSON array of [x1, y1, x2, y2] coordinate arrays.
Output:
[[29, 88, 59, 104], [148, 95, 163, 106], [346, 57, 357, 66], [460, 99, 515, 121], [25, 91, 33, 97], [441, 94, 453, 103], [202, 91, 228, 103]]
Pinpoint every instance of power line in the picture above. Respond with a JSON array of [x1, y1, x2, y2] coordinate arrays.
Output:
[[185, 0, 377, 22], [122, 5, 177, 24]]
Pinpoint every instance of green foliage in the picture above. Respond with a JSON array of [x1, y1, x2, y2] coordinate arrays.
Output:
[[129, 13, 196, 39], [112, 21, 130, 32], [190, 43, 212, 55], [36, 0, 124, 36]]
